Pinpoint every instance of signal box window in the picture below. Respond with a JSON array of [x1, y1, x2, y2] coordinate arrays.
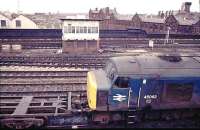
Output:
[[1, 20, 6, 27], [72, 26, 75, 33], [92, 27, 98, 33], [76, 26, 80, 33], [67, 24, 72, 33], [114, 77, 129, 88], [64, 26, 68, 33], [80, 27, 84, 33], [88, 27, 92, 33], [16, 20, 21, 27], [84, 26, 87, 33], [163, 83, 193, 103]]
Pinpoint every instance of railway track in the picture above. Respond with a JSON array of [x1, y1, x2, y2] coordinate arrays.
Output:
[[0, 55, 109, 68], [0, 70, 87, 78], [0, 68, 88, 97], [1, 48, 199, 68], [101, 43, 200, 49], [0, 62, 105, 68], [1, 77, 86, 84], [0, 83, 86, 93], [0, 87, 86, 96], [0, 91, 79, 97], [0, 55, 197, 68]]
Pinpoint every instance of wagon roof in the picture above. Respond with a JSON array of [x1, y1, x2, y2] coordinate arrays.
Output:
[[110, 55, 200, 77]]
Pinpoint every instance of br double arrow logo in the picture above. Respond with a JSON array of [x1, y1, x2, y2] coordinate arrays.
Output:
[[113, 94, 127, 102]]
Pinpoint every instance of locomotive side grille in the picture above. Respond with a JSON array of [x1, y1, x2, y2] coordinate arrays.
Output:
[[162, 83, 193, 103]]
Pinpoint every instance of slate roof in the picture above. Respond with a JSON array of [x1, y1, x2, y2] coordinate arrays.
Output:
[[115, 14, 133, 20], [24, 13, 62, 29], [24, 13, 87, 29], [137, 14, 165, 23], [174, 13, 200, 25], [0, 12, 19, 20]]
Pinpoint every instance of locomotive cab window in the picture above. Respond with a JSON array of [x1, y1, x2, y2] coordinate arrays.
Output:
[[163, 83, 193, 103], [113, 77, 129, 88]]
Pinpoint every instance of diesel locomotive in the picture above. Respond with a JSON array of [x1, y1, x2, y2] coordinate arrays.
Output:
[[87, 55, 200, 124]]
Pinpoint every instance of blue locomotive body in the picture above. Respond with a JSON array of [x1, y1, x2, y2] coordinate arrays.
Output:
[[87, 55, 200, 123], [108, 77, 200, 111]]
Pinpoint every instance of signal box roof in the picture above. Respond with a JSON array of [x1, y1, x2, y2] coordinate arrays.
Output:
[[60, 19, 102, 21]]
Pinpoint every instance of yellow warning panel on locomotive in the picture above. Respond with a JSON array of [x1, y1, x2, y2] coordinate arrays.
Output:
[[87, 71, 97, 110]]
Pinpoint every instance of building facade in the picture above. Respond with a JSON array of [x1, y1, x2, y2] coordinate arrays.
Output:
[[0, 13, 38, 29], [0, 13, 11, 28], [11, 14, 38, 29], [89, 2, 200, 35]]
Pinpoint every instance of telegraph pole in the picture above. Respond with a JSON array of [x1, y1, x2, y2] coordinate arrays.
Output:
[[164, 27, 171, 45], [199, 0, 200, 12], [17, 0, 20, 14]]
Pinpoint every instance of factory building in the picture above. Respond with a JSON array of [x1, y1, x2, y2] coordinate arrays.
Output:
[[89, 2, 200, 34], [61, 19, 100, 53]]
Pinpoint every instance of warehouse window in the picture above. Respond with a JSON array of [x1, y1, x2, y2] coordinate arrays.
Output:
[[163, 83, 193, 103], [1, 20, 6, 27], [16, 20, 21, 27]]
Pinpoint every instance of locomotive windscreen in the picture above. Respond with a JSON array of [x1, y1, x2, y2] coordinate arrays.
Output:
[[163, 83, 193, 103]]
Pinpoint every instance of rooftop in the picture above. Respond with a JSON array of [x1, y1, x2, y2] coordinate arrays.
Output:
[[60, 18, 102, 21]]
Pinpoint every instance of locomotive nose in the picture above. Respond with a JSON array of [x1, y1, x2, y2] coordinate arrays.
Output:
[[87, 71, 97, 110]]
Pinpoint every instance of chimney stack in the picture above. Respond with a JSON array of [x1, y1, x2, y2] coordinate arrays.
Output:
[[158, 11, 161, 16], [181, 2, 192, 13], [114, 7, 117, 14], [165, 11, 169, 17], [106, 7, 109, 14], [161, 11, 165, 18]]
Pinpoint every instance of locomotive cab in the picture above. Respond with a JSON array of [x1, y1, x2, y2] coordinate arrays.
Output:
[[87, 56, 141, 111], [87, 71, 137, 111]]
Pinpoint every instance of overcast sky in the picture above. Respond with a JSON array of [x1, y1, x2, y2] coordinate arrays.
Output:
[[0, 0, 199, 14]]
